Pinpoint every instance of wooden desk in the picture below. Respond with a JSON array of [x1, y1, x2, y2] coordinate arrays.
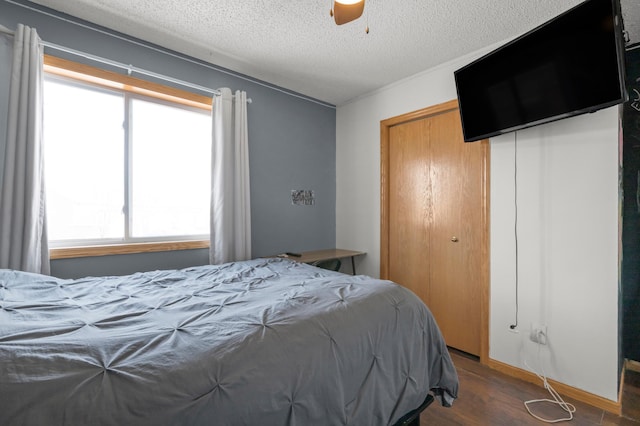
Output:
[[278, 249, 365, 275]]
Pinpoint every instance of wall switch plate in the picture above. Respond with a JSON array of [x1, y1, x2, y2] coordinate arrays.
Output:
[[530, 323, 547, 345]]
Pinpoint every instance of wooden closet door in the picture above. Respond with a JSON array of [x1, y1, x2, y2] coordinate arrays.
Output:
[[428, 109, 484, 356], [388, 118, 431, 304], [381, 100, 488, 358]]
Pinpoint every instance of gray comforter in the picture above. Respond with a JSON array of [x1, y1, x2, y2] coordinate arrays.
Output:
[[0, 258, 458, 425]]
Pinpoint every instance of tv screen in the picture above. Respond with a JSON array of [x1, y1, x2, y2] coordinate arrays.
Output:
[[454, 0, 627, 142]]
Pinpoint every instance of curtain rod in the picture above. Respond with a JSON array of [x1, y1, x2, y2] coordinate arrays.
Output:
[[43, 42, 258, 102], [42, 41, 224, 98], [0, 26, 14, 36], [1, 26, 253, 103]]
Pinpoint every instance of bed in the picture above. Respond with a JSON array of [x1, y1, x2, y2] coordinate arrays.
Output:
[[0, 257, 458, 425]]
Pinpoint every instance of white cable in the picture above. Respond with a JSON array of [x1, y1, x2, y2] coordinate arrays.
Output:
[[524, 331, 577, 423]]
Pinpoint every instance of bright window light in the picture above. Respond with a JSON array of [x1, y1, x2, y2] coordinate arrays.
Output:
[[130, 98, 211, 238], [43, 74, 212, 246], [44, 79, 125, 241]]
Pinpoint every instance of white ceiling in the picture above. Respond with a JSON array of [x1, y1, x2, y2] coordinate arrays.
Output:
[[26, 0, 634, 106]]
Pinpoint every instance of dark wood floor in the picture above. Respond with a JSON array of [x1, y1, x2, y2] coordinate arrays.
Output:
[[421, 350, 640, 425]]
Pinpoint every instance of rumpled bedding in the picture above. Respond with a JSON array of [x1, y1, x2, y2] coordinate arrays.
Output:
[[0, 258, 458, 425]]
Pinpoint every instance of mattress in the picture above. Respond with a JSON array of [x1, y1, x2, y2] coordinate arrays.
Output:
[[0, 258, 458, 425]]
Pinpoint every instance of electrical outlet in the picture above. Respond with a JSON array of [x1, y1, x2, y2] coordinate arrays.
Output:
[[529, 324, 547, 345]]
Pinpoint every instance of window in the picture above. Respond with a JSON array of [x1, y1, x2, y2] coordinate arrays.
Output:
[[43, 56, 212, 256]]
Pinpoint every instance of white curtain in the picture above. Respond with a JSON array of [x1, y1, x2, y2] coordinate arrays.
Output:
[[210, 88, 251, 264], [0, 24, 49, 274]]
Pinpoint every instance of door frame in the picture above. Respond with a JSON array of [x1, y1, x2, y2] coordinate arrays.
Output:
[[380, 99, 490, 364]]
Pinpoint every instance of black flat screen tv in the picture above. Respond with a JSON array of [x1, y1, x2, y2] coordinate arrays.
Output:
[[454, 0, 627, 142]]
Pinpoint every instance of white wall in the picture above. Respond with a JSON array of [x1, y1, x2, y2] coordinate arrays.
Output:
[[336, 46, 619, 400], [490, 113, 619, 401]]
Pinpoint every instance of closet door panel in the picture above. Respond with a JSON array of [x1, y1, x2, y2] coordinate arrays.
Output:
[[429, 109, 483, 356], [388, 118, 431, 304]]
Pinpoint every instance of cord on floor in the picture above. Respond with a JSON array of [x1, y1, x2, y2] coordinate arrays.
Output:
[[524, 331, 577, 423]]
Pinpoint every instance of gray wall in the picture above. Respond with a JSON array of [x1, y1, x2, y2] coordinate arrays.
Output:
[[0, 0, 336, 279]]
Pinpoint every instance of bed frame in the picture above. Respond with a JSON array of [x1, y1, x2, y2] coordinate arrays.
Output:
[[393, 394, 435, 426]]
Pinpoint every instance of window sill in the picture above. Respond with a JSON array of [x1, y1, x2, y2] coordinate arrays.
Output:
[[49, 240, 210, 260]]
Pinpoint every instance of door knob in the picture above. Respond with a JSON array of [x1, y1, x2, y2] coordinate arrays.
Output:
[[451, 236, 459, 242]]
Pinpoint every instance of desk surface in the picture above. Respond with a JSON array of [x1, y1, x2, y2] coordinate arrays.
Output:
[[278, 248, 365, 264], [296, 248, 365, 264], [275, 249, 365, 275]]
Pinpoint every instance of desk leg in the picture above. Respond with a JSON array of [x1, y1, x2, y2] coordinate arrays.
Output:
[[351, 256, 356, 275]]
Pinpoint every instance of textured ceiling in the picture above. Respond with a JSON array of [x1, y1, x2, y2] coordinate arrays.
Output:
[[25, 0, 634, 106], [621, 0, 640, 48]]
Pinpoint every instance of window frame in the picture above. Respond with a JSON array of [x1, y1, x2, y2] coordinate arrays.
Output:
[[44, 55, 213, 259]]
